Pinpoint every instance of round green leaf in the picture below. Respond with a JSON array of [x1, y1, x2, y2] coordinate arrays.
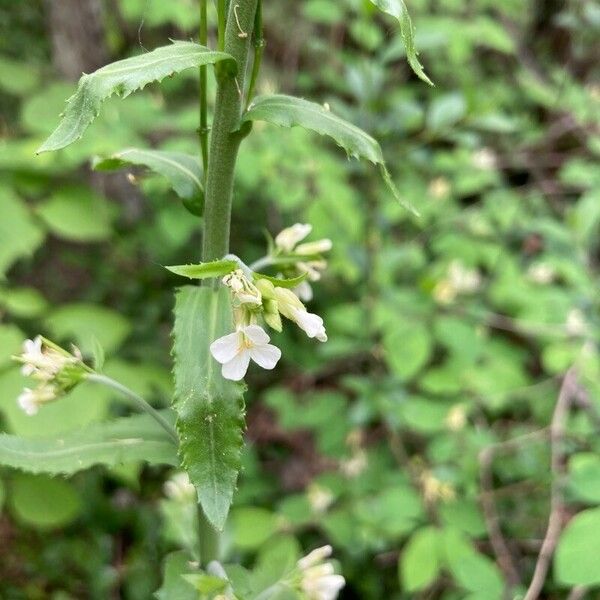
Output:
[[555, 508, 600, 586], [231, 507, 279, 550], [37, 186, 115, 242], [384, 322, 432, 380], [400, 526, 442, 592], [10, 473, 82, 529]]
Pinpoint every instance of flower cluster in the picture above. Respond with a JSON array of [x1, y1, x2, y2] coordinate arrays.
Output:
[[274, 223, 332, 301], [13, 336, 89, 415], [294, 545, 345, 600], [210, 224, 331, 381]]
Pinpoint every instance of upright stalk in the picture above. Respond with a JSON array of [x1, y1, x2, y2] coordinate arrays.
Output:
[[196, 0, 259, 565], [199, 0, 208, 176], [201, 0, 258, 263]]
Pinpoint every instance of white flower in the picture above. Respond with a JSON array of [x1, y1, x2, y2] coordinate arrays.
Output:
[[275, 223, 312, 253], [18, 336, 74, 380], [222, 269, 262, 306], [17, 385, 57, 416], [448, 260, 481, 294], [210, 325, 281, 381], [297, 545, 345, 600]]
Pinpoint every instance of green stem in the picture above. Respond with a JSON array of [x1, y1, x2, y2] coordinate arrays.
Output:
[[217, 0, 227, 51], [201, 0, 259, 263], [195, 0, 259, 565], [86, 373, 178, 444], [197, 503, 220, 564], [245, 0, 264, 109], [199, 0, 209, 176]]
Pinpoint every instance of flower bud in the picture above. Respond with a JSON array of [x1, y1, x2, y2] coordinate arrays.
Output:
[[295, 239, 333, 256], [274, 223, 312, 253]]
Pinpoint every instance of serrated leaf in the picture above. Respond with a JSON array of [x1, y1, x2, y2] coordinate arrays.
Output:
[[93, 148, 203, 205], [243, 95, 419, 215], [38, 42, 236, 153], [166, 260, 238, 280], [0, 413, 177, 475], [173, 287, 245, 531], [368, 0, 433, 85]]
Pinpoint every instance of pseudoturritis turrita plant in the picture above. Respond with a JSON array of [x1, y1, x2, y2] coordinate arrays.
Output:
[[0, 1, 430, 596]]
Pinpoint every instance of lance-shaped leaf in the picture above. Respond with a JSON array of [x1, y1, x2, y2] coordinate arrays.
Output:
[[243, 95, 419, 216], [369, 0, 433, 85], [0, 412, 178, 475], [38, 42, 236, 153], [166, 260, 238, 280], [173, 286, 245, 531], [93, 148, 204, 213]]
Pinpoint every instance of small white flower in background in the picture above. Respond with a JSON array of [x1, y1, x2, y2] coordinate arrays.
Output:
[[222, 269, 262, 306], [163, 472, 195, 502], [210, 325, 281, 381], [17, 385, 58, 416], [472, 147, 497, 170], [428, 177, 450, 200], [566, 309, 586, 337], [448, 260, 481, 294], [307, 483, 334, 514], [527, 262, 555, 285], [297, 545, 345, 600], [275, 223, 313, 253], [446, 404, 467, 432], [274, 287, 327, 342]]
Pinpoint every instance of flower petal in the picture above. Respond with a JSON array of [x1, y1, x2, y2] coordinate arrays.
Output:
[[249, 343, 281, 370], [243, 324, 270, 345], [221, 351, 251, 381], [210, 331, 242, 364]]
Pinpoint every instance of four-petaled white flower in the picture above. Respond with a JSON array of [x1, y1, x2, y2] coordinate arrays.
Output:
[[297, 545, 345, 600], [17, 385, 58, 416], [210, 325, 281, 381]]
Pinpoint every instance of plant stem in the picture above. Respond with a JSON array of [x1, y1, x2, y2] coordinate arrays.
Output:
[[217, 0, 227, 51], [197, 502, 220, 564], [201, 0, 259, 263], [245, 0, 264, 109], [199, 0, 209, 177], [86, 373, 178, 444], [195, 0, 259, 565]]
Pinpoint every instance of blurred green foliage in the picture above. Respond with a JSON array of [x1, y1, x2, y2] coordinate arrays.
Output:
[[1, 0, 599, 598]]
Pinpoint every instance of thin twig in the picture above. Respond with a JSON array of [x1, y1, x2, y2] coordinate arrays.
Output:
[[566, 587, 588, 600], [479, 430, 550, 587], [523, 367, 578, 600]]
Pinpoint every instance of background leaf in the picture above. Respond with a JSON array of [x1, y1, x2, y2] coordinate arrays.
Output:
[[173, 286, 245, 530]]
